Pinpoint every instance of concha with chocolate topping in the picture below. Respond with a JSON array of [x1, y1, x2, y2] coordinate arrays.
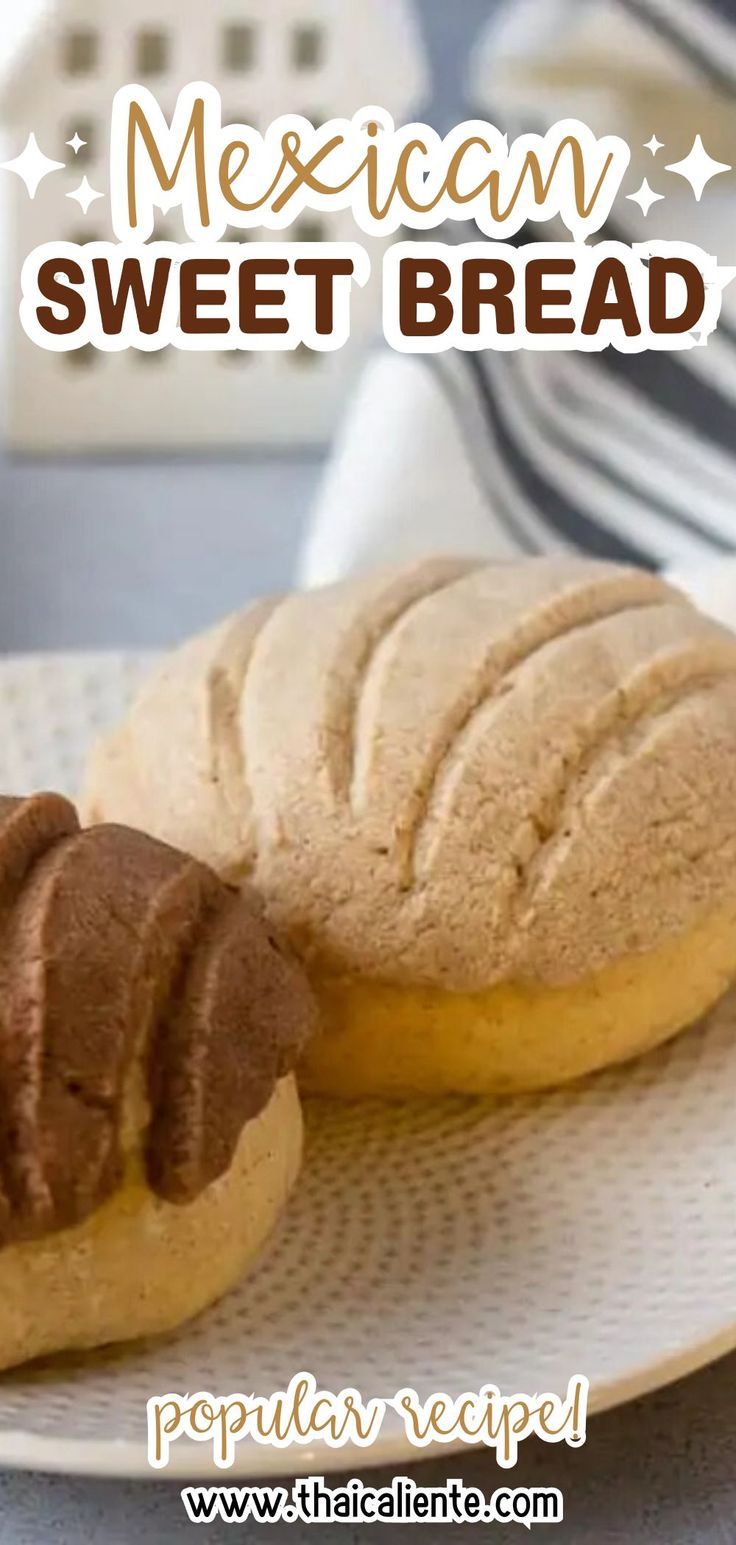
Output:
[[85, 556, 736, 1097], [0, 794, 315, 1370]]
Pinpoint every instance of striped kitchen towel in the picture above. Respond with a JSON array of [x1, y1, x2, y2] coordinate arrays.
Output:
[[300, 0, 736, 588]]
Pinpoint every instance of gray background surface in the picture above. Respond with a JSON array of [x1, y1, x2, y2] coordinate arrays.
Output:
[[2, 2, 736, 1538]]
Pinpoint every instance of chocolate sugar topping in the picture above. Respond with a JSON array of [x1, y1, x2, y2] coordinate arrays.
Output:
[[0, 794, 316, 1246]]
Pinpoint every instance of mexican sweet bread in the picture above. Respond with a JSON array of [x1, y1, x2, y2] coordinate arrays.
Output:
[[85, 556, 736, 1098], [0, 793, 314, 1370]]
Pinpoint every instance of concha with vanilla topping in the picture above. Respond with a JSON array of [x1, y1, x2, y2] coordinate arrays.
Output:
[[85, 556, 736, 1097]]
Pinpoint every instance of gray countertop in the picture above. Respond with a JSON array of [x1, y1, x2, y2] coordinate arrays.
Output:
[[0, 451, 321, 651]]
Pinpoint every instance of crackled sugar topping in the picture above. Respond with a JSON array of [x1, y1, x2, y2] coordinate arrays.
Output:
[[0, 794, 315, 1246], [86, 557, 736, 992]]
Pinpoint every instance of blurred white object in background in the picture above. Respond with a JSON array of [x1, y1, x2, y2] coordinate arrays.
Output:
[[667, 557, 736, 633], [299, 349, 525, 585], [469, 0, 736, 270], [469, 0, 736, 149], [0, 0, 427, 452], [0, 1, 52, 86], [301, 0, 736, 589]]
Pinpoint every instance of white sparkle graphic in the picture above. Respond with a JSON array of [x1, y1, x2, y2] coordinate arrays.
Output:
[[1, 133, 65, 198], [625, 177, 664, 216], [665, 134, 731, 200], [644, 134, 664, 157], [66, 133, 87, 155], [66, 176, 104, 214]]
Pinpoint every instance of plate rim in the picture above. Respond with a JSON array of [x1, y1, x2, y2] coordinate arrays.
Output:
[[1, 1318, 735, 1481]]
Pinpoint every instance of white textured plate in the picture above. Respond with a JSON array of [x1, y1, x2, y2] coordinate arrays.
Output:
[[0, 651, 736, 1479]]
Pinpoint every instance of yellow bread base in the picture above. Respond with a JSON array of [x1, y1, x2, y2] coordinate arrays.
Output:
[[301, 907, 736, 1098], [0, 1075, 302, 1372]]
